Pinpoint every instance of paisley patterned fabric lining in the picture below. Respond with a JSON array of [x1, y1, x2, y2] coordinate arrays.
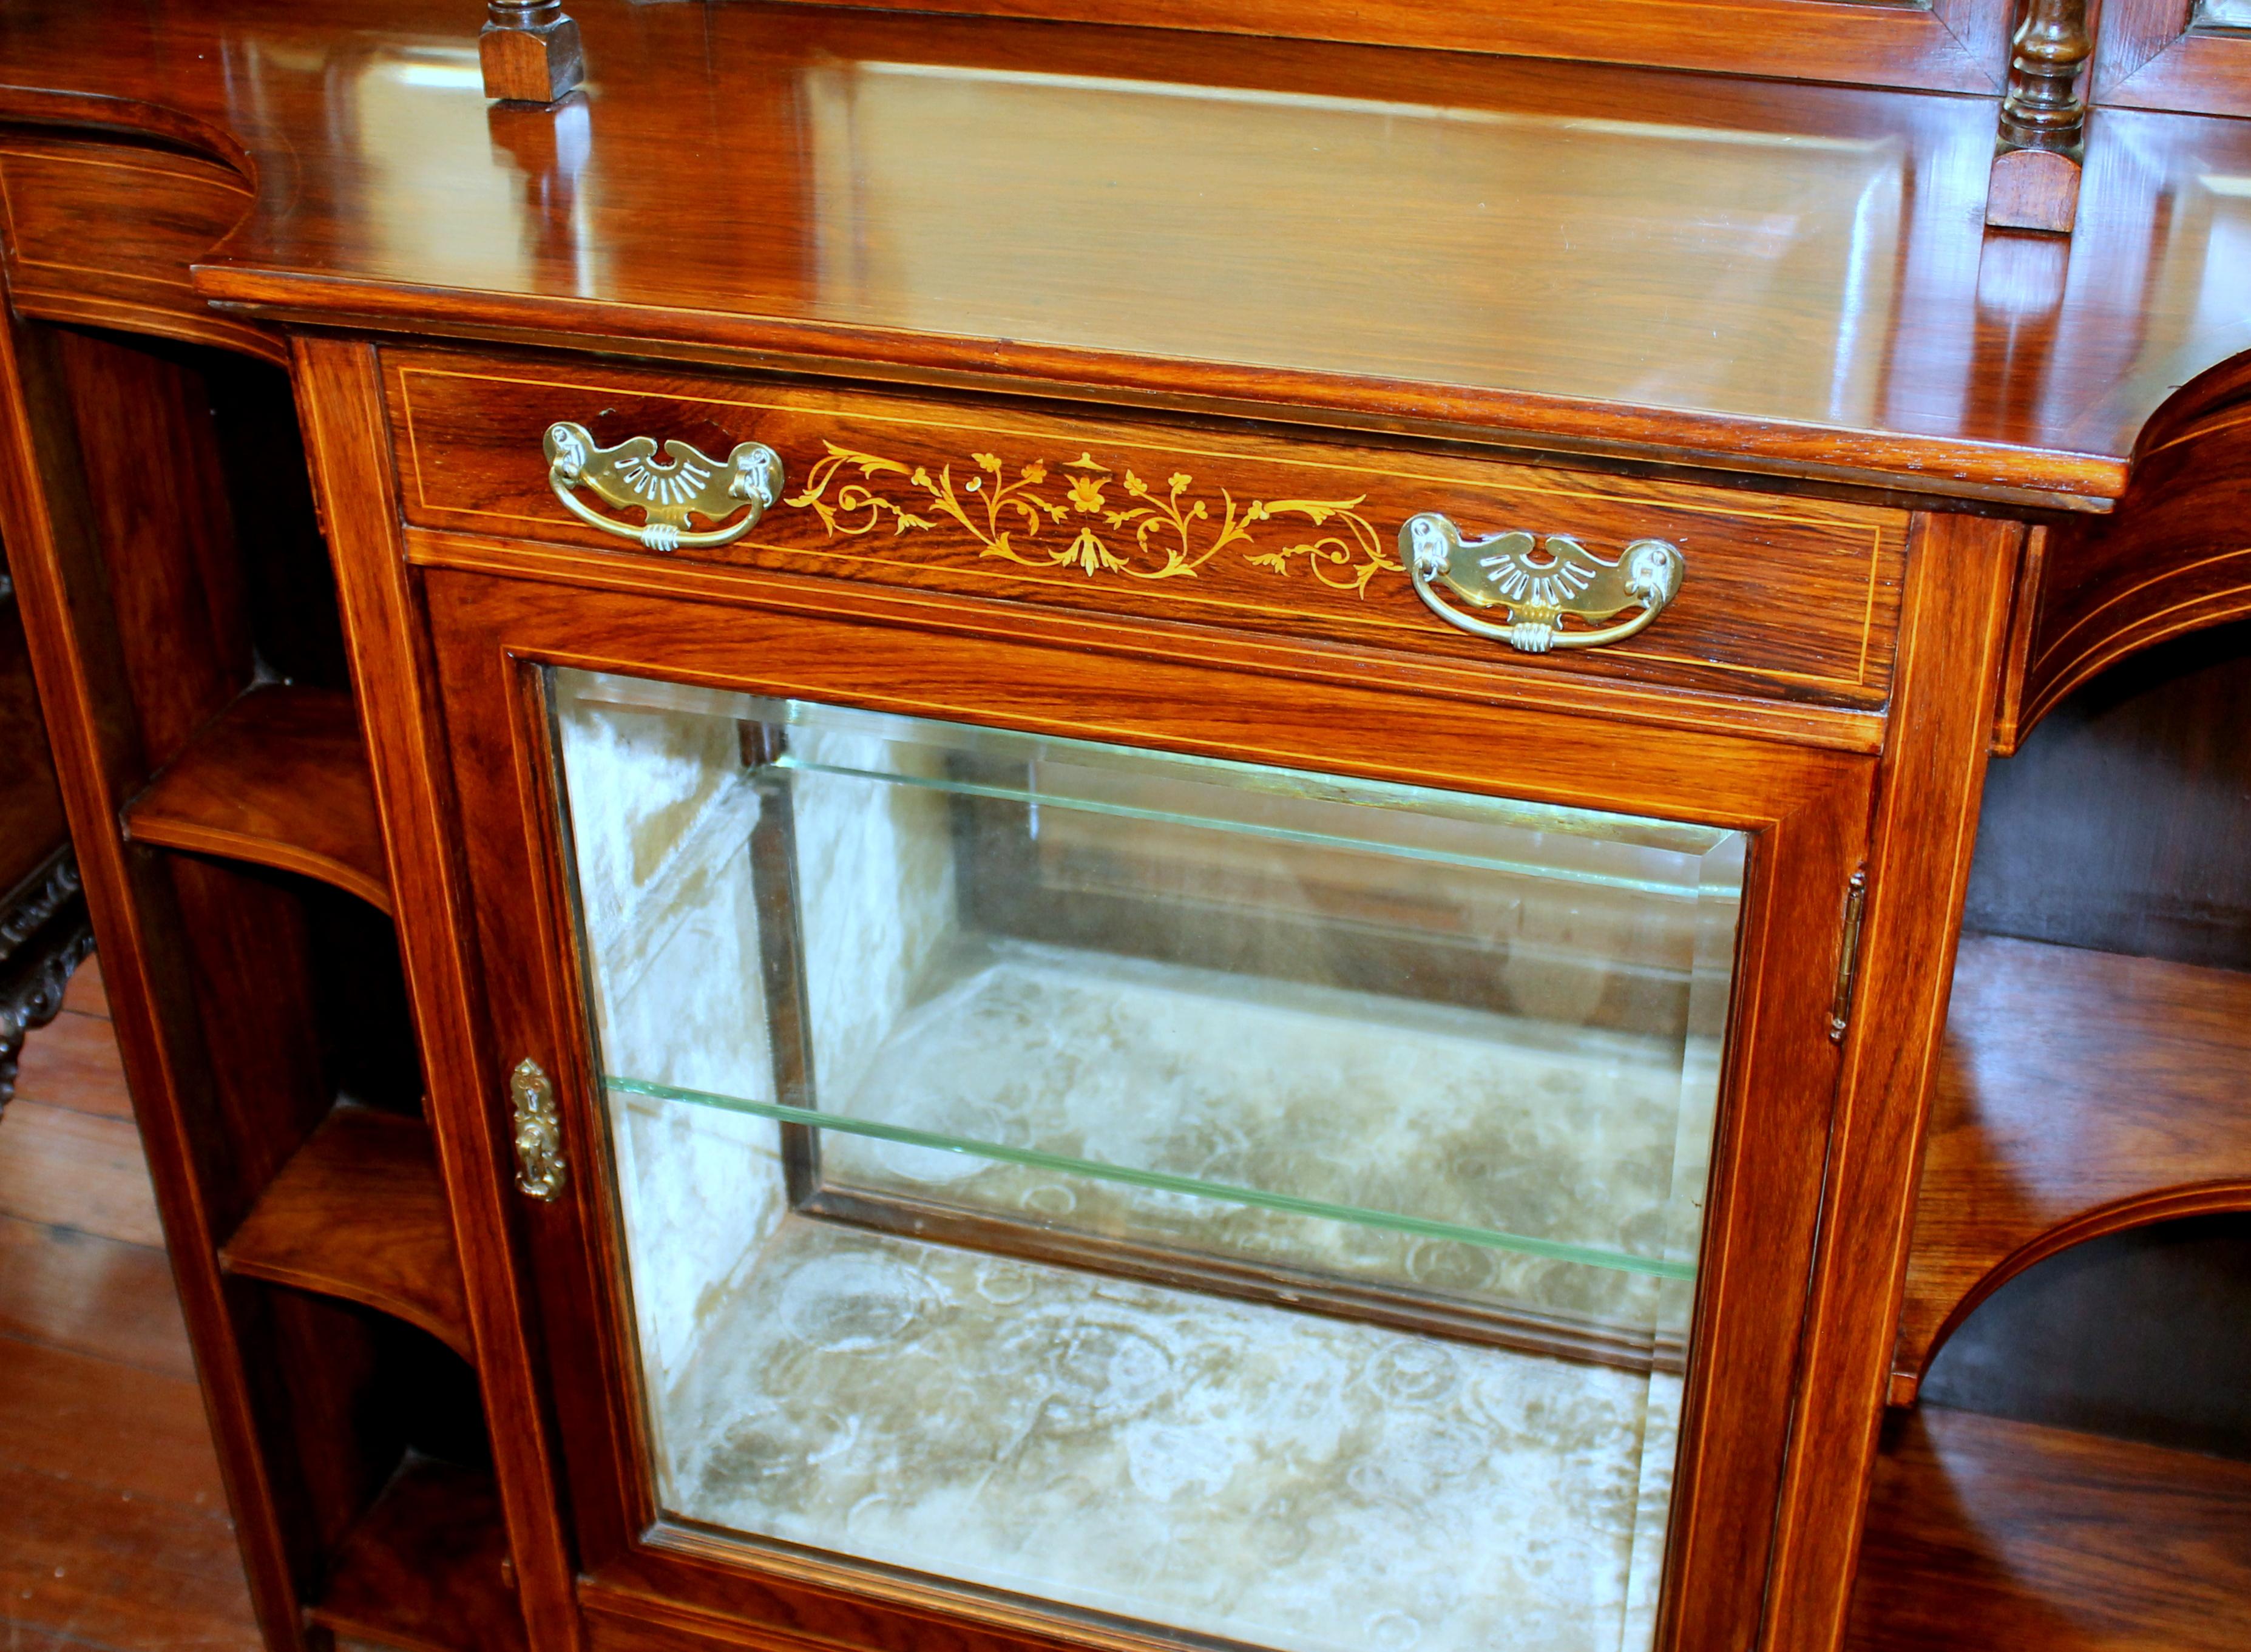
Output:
[[663, 1213, 1678, 1652]]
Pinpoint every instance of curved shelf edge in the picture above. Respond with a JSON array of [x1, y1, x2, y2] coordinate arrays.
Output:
[[1892, 934, 2251, 1401], [1998, 393, 2251, 754], [219, 1103, 472, 1360], [124, 815, 391, 913], [0, 84, 257, 180], [123, 683, 393, 915], [0, 115, 284, 370], [5, 286, 290, 370], [1894, 1179, 2251, 1403]]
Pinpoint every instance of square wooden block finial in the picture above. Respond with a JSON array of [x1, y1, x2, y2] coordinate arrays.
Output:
[[481, 2, 584, 105]]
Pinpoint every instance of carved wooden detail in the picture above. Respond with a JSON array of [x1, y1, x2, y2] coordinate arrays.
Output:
[[0, 850, 93, 1112], [1987, 0, 2092, 232]]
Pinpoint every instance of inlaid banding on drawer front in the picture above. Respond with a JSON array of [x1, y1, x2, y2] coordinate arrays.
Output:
[[387, 351, 1909, 709]]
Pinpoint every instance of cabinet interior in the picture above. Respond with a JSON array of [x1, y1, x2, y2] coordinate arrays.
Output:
[[552, 668, 1747, 1652]]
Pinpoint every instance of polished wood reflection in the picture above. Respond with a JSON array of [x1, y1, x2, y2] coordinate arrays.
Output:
[[218, 1104, 471, 1359], [1846, 1406, 2251, 1652], [779, 0, 2016, 96], [123, 685, 392, 914], [1894, 935, 2251, 1395], [2, 8, 2250, 1652], [0, 2, 2246, 503]]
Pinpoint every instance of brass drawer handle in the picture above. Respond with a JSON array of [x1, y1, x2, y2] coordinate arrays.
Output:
[[1400, 512, 1685, 654], [544, 421, 784, 552]]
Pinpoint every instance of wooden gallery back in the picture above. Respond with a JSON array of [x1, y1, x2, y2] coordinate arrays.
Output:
[[0, 2, 2246, 1651]]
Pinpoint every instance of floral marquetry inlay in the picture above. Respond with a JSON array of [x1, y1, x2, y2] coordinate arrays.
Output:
[[783, 441, 1401, 593]]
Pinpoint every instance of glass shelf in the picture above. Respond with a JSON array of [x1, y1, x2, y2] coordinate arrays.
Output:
[[610, 1072, 1697, 1282]]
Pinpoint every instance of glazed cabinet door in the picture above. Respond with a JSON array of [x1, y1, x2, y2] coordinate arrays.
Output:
[[424, 567, 1871, 1652]]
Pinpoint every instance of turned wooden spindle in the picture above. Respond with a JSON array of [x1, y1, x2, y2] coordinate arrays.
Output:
[[481, 1, 584, 104], [2000, 0, 2093, 152], [1986, 0, 2093, 234]]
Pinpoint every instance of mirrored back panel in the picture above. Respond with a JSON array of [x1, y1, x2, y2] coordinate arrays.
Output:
[[552, 666, 1746, 1652]]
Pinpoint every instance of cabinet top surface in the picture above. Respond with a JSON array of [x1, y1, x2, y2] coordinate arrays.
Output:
[[3, 0, 2249, 503]]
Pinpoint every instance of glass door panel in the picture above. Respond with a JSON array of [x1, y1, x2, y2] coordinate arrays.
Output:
[[552, 666, 1745, 1652]]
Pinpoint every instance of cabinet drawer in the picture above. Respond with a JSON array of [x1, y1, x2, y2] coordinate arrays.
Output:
[[0, 130, 277, 362], [386, 347, 1908, 713]]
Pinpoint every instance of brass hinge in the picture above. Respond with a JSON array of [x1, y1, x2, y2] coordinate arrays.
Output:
[[1828, 868, 1870, 1042]]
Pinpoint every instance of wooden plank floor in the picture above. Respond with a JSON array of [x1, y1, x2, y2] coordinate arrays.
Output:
[[0, 956, 262, 1652]]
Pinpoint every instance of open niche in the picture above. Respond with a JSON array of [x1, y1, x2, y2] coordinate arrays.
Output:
[[1849, 618, 2251, 1651], [21, 321, 520, 1652]]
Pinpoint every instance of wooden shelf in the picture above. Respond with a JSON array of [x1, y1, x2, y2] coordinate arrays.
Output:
[[219, 1105, 470, 1358], [311, 1452, 527, 1652], [1847, 1406, 2251, 1652], [124, 683, 391, 913], [1894, 935, 2251, 1395]]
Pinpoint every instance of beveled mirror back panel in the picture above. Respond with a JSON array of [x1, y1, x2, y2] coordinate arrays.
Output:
[[768, 0, 2016, 95]]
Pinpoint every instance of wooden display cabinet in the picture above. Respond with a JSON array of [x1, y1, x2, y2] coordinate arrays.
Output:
[[0, 3, 2246, 1652], [406, 482, 1925, 1652]]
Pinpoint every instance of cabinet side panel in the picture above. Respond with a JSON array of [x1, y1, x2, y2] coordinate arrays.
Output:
[[0, 312, 311, 1646], [291, 333, 586, 1652], [1759, 512, 2022, 1651]]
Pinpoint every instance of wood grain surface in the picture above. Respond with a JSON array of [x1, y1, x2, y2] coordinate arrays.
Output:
[[0, 128, 282, 365], [418, 546, 1871, 1652], [0, 1097, 163, 1247], [0, 1207, 192, 1376], [0, 955, 265, 1652], [220, 1103, 473, 1358], [1892, 934, 2251, 1395], [0, 9, 2243, 1652], [11, 992, 131, 1118], [0, 310, 478, 1652], [295, 333, 582, 1652], [1755, 512, 2022, 1652], [124, 684, 393, 913], [1971, 618, 2251, 969], [2094, 0, 2251, 117], [760, 0, 2014, 93], [0, 2, 2244, 499], [310, 1454, 529, 1652], [2009, 389, 2251, 747], [1846, 1406, 2251, 1652]]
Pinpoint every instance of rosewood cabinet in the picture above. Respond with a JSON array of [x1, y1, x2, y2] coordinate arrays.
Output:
[[418, 464, 1874, 1652], [0, 3, 2247, 1652], [323, 330, 2014, 1652]]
